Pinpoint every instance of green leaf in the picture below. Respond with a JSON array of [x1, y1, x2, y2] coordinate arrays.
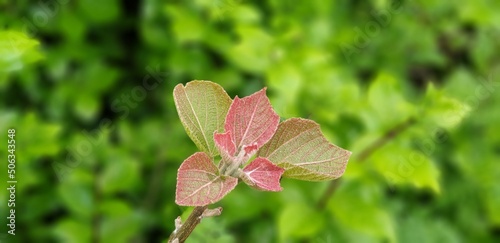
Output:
[[421, 83, 471, 129], [328, 180, 395, 242], [74, 94, 100, 122], [278, 203, 325, 240], [371, 143, 440, 193], [225, 26, 273, 73], [99, 155, 139, 194], [258, 118, 351, 181], [53, 219, 91, 243], [361, 73, 415, 131], [99, 200, 142, 243], [173, 81, 232, 157], [0, 30, 42, 73], [78, 0, 121, 24], [165, 5, 206, 43], [485, 184, 500, 226], [265, 63, 302, 118], [398, 215, 461, 243], [455, 135, 500, 226], [17, 112, 62, 159], [58, 10, 87, 42], [58, 181, 93, 219]]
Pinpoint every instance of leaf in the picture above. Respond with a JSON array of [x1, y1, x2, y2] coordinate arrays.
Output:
[[361, 73, 415, 131], [214, 88, 280, 169], [54, 219, 91, 243], [225, 26, 273, 72], [59, 181, 93, 219], [174, 81, 232, 157], [214, 131, 236, 164], [99, 200, 141, 243], [78, 0, 121, 24], [0, 31, 43, 73], [165, 5, 206, 43], [398, 215, 461, 243], [258, 118, 351, 181], [278, 203, 325, 240], [370, 143, 440, 193], [328, 180, 395, 242], [241, 157, 285, 191], [485, 184, 500, 226], [421, 83, 470, 129], [99, 154, 139, 194], [74, 94, 100, 121], [176, 152, 238, 206], [222, 87, 279, 152], [266, 63, 302, 118]]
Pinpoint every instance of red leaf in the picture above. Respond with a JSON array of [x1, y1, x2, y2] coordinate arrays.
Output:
[[214, 131, 236, 163], [243, 144, 258, 155], [242, 157, 285, 191], [176, 152, 238, 206], [224, 88, 280, 152]]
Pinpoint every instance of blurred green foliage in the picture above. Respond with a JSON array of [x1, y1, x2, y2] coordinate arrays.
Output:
[[0, 0, 499, 242]]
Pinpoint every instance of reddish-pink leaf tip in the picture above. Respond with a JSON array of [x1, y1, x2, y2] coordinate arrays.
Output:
[[243, 143, 258, 156], [214, 131, 236, 163], [242, 157, 285, 192]]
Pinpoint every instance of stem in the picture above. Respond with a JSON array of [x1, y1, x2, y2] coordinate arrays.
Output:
[[316, 178, 342, 209], [317, 118, 416, 209], [167, 206, 222, 243], [168, 206, 207, 243], [356, 118, 416, 163]]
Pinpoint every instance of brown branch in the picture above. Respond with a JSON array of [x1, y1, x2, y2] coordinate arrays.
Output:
[[317, 118, 416, 209], [167, 206, 222, 243], [357, 118, 416, 162], [316, 178, 342, 209], [168, 206, 207, 243]]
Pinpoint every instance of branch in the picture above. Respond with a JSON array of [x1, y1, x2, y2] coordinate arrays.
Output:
[[316, 178, 342, 209], [357, 118, 416, 162], [167, 206, 223, 243], [316, 118, 416, 209]]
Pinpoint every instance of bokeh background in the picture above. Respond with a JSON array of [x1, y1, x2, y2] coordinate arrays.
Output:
[[1, 0, 499, 242]]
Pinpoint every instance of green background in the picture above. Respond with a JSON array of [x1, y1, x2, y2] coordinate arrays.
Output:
[[1, 0, 499, 242]]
